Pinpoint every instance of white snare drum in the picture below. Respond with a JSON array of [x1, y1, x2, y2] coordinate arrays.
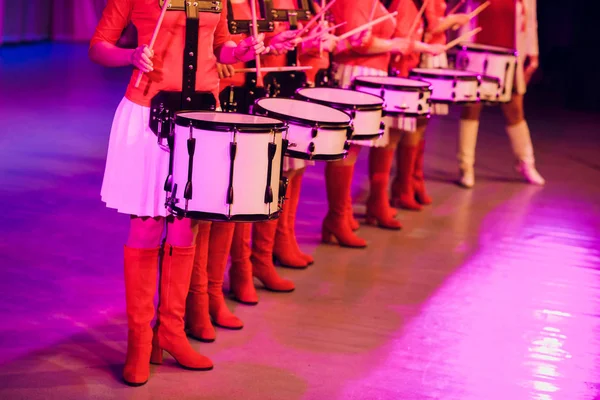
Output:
[[352, 76, 432, 117], [452, 42, 517, 103], [253, 98, 352, 161], [294, 87, 384, 141], [167, 111, 287, 221], [480, 75, 501, 102], [409, 68, 480, 104]]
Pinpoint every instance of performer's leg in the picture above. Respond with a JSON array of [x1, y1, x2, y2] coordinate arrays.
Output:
[[501, 93, 545, 185], [391, 127, 422, 210], [229, 222, 259, 305], [122, 216, 164, 386], [207, 222, 242, 330], [273, 169, 309, 268], [251, 220, 296, 292], [286, 168, 315, 264], [366, 131, 402, 229], [322, 146, 367, 248], [185, 222, 215, 342], [151, 217, 213, 370], [457, 103, 483, 188]]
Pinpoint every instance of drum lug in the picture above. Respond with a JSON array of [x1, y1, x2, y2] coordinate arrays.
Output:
[[451, 92, 456, 100], [264, 142, 277, 204], [418, 91, 424, 100], [452, 80, 457, 88], [227, 141, 237, 205], [380, 88, 385, 98], [311, 126, 318, 138], [343, 142, 350, 151], [379, 121, 385, 130], [184, 137, 196, 204], [308, 142, 316, 155], [417, 104, 423, 111], [346, 125, 354, 140], [350, 109, 356, 119]]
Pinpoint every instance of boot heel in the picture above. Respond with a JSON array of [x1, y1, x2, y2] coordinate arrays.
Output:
[[321, 226, 335, 244], [150, 345, 163, 365]]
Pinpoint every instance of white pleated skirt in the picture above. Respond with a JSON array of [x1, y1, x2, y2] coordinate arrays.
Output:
[[334, 64, 416, 147], [419, 53, 450, 116], [101, 97, 170, 217]]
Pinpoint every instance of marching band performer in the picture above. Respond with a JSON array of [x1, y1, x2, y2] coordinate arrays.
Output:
[[457, 0, 545, 187], [89, 0, 266, 386], [390, 0, 470, 210], [185, 0, 301, 343]]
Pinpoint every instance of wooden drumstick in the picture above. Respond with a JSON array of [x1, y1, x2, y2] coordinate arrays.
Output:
[[319, 0, 326, 56], [300, 22, 346, 44], [447, 0, 465, 16], [407, 0, 430, 39], [335, 11, 398, 42], [369, 0, 379, 21], [235, 66, 313, 73], [295, 0, 337, 37], [468, 1, 490, 20], [134, 0, 170, 88], [444, 26, 482, 50], [249, 0, 263, 87]]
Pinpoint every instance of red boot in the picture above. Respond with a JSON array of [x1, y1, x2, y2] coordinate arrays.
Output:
[[284, 173, 314, 265], [322, 163, 367, 248], [207, 222, 243, 330], [185, 222, 216, 342], [251, 220, 295, 292], [413, 139, 432, 205], [122, 246, 159, 386], [391, 144, 422, 211], [150, 244, 213, 370], [366, 147, 402, 229], [229, 223, 259, 305], [273, 176, 309, 269]]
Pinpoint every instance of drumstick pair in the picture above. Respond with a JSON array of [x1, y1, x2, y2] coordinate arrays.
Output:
[[444, 27, 482, 50]]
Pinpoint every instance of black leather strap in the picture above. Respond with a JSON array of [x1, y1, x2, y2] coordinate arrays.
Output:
[[181, 16, 200, 109]]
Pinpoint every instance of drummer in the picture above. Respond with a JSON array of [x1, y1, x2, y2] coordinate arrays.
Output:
[[89, 0, 266, 386], [184, 0, 303, 343], [389, 0, 470, 210], [457, 0, 545, 187]]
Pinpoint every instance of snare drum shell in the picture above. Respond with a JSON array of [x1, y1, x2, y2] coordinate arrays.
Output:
[[454, 47, 517, 103], [171, 123, 283, 221], [408, 71, 479, 104]]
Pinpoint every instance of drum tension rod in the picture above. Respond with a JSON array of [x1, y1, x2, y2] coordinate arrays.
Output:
[[264, 142, 277, 205], [184, 125, 196, 213], [227, 129, 238, 206]]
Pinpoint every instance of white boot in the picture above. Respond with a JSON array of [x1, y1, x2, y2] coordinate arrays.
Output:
[[506, 121, 546, 185], [457, 119, 479, 188]]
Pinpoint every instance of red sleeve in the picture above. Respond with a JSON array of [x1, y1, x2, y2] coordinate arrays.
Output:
[[213, 4, 232, 50], [332, 0, 371, 52], [90, 0, 133, 48]]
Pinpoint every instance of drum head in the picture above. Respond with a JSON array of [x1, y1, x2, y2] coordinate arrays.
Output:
[[255, 98, 351, 128], [354, 76, 431, 90], [410, 68, 479, 81], [296, 87, 383, 110], [456, 42, 517, 56], [175, 111, 285, 132]]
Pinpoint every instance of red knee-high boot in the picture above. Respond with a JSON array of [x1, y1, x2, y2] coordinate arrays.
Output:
[[229, 223, 259, 305], [185, 222, 215, 342], [366, 147, 402, 229], [413, 139, 432, 205], [391, 144, 422, 211], [150, 243, 213, 370], [251, 220, 296, 292], [207, 222, 243, 330], [273, 176, 309, 268], [322, 163, 367, 248], [281, 173, 314, 265], [122, 246, 159, 386]]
